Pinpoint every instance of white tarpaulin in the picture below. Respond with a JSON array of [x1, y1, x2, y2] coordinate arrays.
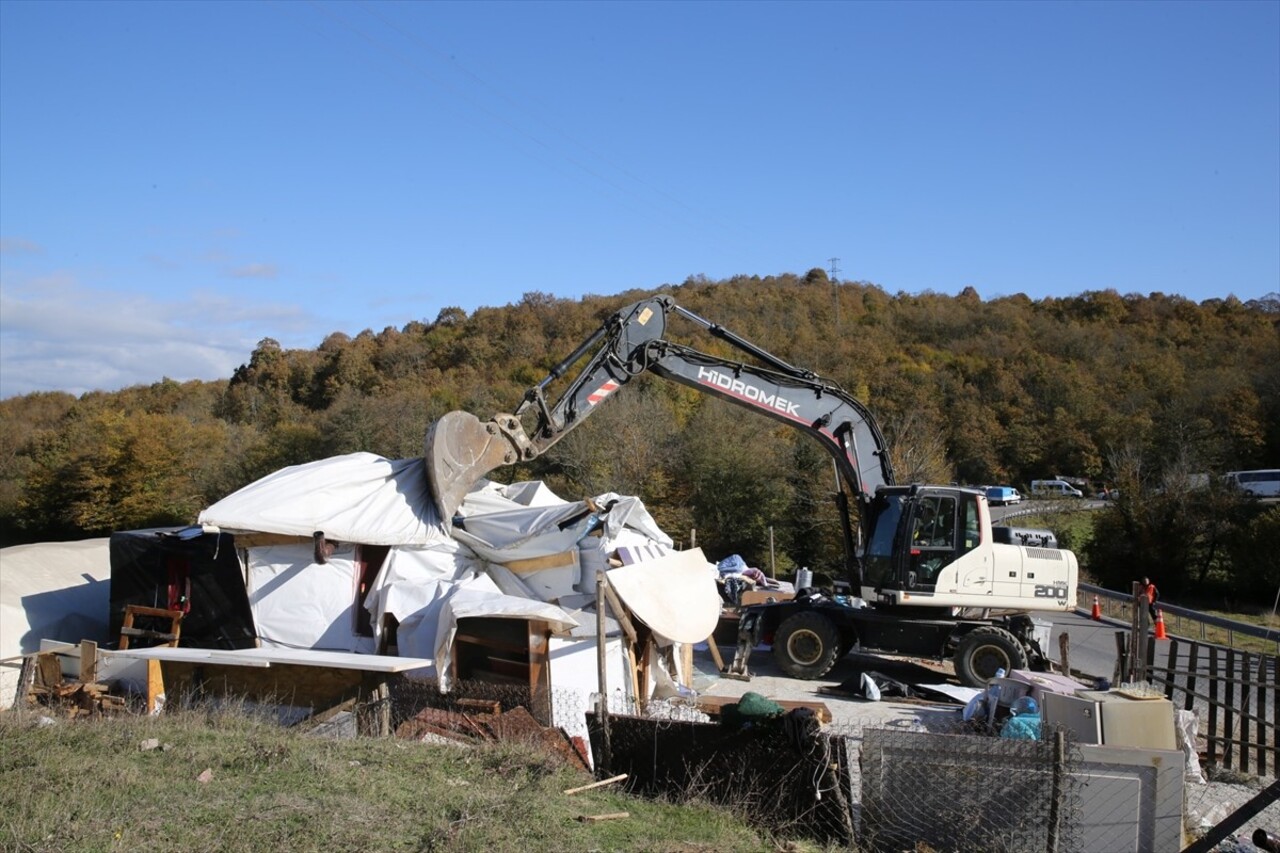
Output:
[[0, 538, 113, 709], [198, 453, 449, 545], [606, 548, 721, 643], [247, 543, 373, 653]]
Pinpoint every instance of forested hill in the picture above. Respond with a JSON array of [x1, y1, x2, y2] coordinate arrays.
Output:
[[2, 273, 1278, 597]]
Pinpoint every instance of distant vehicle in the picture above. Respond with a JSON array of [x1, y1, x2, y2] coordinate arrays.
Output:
[[1030, 479, 1083, 499], [986, 486, 1022, 506], [1225, 469, 1280, 500]]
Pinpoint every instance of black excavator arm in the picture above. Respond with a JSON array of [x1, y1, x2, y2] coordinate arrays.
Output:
[[422, 295, 896, 585]]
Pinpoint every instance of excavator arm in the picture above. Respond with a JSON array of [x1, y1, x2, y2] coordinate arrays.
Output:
[[424, 296, 895, 535]]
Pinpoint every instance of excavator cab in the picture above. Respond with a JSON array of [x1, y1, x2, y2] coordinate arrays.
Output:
[[861, 486, 983, 602]]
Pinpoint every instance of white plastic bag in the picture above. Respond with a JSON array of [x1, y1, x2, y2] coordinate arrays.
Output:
[[1174, 710, 1206, 784]]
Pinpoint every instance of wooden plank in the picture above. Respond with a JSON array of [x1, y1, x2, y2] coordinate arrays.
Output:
[[79, 640, 97, 685], [1240, 651, 1253, 774], [145, 659, 164, 714], [232, 532, 311, 549], [564, 773, 627, 795], [1257, 654, 1268, 776], [1113, 631, 1128, 686], [695, 694, 833, 724], [35, 652, 62, 689], [502, 550, 578, 574], [1224, 649, 1236, 770], [680, 642, 693, 689], [457, 698, 501, 715], [1208, 646, 1219, 766], [600, 580, 638, 648], [576, 813, 628, 823], [527, 619, 551, 726], [113, 646, 434, 672], [1184, 642, 1199, 714], [705, 635, 726, 672], [1163, 639, 1178, 699]]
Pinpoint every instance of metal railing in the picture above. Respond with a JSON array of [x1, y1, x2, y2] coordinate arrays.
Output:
[[1078, 582, 1280, 653]]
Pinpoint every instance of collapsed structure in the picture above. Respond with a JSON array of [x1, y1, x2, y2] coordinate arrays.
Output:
[[8, 451, 720, 749]]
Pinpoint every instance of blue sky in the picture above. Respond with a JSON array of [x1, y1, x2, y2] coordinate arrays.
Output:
[[2, 0, 1277, 399]]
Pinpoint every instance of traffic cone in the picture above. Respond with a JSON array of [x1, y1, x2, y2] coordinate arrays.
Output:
[[1153, 609, 1168, 640], [1091, 596, 1101, 621]]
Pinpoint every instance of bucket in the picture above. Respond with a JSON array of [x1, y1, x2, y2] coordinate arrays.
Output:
[[795, 567, 813, 590]]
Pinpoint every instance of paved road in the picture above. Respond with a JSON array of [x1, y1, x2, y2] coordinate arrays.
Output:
[[1039, 608, 1127, 682]]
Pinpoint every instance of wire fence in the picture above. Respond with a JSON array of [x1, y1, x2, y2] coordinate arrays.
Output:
[[380, 678, 1280, 851]]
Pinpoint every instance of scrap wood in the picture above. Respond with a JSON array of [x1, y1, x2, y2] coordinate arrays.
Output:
[[35, 652, 62, 688], [482, 705, 543, 741], [485, 706, 590, 771], [456, 698, 501, 715], [564, 773, 627, 795], [576, 812, 629, 823], [395, 707, 496, 743]]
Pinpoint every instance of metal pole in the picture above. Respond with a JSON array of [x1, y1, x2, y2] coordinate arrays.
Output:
[[1047, 729, 1066, 853], [595, 572, 611, 774]]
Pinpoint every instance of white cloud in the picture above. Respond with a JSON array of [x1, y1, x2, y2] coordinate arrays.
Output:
[[0, 237, 43, 255], [228, 262, 278, 279], [0, 276, 314, 399]]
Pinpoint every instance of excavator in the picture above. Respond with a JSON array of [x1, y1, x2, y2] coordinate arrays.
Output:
[[422, 294, 1078, 687]]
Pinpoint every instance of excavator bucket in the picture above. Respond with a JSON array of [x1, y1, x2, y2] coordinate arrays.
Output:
[[422, 410, 519, 521]]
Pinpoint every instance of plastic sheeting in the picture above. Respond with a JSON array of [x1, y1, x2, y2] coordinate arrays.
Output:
[[198, 453, 449, 545], [0, 538, 113, 709], [606, 548, 721, 644], [247, 543, 372, 653], [108, 528, 256, 651]]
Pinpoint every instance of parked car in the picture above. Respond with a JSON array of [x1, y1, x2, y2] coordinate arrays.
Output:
[[1225, 469, 1280, 500], [985, 486, 1022, 506]]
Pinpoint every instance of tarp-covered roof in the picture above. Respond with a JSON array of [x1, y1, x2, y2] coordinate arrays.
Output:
[[198, 452, 449, 546]]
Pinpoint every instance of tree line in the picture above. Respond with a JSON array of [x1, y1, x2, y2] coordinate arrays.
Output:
[[2, 273, 1277, 604]]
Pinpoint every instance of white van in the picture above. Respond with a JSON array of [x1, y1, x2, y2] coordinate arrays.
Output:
[[1225, 469, 1280, 500], [1030, 479, 1083, 498]]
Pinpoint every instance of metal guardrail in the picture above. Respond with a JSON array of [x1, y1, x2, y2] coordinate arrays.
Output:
[[1078, 582, 1280, 652]]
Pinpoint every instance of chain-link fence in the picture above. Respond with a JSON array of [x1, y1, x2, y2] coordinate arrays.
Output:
[[361, 675, 1256, 851], [858, 725, 1084, 853]]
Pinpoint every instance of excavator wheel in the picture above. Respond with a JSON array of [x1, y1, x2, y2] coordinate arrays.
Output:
[[772, 611, 842, 679], [953, 625, 1029, 687]]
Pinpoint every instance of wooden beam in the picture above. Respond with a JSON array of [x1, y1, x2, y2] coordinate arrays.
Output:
[[145, 659, 165, 714], [576, 813, 629, 823], [564, 773, 627, 795], [599, 579, 638, 647], [79, 640, 97, 684], [705, 635, 726, 672]]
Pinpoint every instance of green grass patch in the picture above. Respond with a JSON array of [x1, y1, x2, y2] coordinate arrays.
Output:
[[0, 705, 786, 853]]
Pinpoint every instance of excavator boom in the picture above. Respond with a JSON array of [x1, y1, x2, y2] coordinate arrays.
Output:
[[422, 295, 894, 530]]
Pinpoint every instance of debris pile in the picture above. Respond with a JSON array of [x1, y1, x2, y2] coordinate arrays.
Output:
[[395, 700, 590, 770]]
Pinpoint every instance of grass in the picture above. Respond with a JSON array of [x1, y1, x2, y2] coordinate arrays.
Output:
[[0, 703, 796, 853]]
